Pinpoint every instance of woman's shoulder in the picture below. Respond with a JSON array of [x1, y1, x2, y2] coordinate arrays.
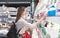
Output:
[[16, 18, 26, 23], [15, 18, 22, 24]]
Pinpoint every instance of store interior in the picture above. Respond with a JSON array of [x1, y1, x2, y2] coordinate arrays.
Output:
[[0, 0, 60, 38]]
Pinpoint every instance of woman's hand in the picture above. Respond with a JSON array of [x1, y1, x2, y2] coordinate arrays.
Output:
[[40, 11, 47, 20], [36, 11, 47, 26]]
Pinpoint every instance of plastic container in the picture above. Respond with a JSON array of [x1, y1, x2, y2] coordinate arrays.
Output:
[[48, 5, 56, 16]]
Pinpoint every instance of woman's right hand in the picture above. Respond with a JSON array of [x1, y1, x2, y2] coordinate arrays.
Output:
[[36, 11, 47, 26], [40, 11, 47, 20]]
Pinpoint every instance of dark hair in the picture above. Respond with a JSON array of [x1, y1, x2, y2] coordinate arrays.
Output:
[[15, 7, 25, 23]]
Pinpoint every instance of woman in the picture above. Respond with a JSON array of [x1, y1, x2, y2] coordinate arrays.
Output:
[[15, 7, 46, 38]]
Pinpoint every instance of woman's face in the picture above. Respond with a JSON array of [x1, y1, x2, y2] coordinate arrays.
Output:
[[22, 9, 26, 19]]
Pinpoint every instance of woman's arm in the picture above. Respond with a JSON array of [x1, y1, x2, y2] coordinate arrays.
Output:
[[36, 12, 47, 26], [35, 0, 48, 26]]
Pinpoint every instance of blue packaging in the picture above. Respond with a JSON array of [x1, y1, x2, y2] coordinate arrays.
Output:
[[48, 10, 56, 16], [48, 5, 56, 16]]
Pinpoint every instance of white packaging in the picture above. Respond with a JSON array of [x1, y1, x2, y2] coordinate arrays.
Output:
[[56, 0, 60, 16]]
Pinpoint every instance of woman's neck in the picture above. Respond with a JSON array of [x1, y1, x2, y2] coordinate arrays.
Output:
[[21, 16, 25, 19]]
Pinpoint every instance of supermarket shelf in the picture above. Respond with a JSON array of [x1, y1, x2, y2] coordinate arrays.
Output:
[[46, 16, 60, 24], [47, 15, 60, 17], [0, 2, 30, 4]]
